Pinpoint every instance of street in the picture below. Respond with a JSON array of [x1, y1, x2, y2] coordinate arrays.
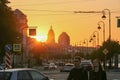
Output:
[[40, 70, 120, 80]]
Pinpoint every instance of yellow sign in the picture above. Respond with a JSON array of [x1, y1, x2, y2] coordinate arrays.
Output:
[[13, 44, 21, 52]]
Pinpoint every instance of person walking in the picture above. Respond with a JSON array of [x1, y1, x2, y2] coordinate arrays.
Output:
[[89, 59, 107, 80], [67, 56, 88, 80]]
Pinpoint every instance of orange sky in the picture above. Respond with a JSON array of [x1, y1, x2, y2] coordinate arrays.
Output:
[[9, 0, 120, 46]]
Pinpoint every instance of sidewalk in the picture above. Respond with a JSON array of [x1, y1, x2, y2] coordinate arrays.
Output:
[[106, 68, 120, 72], [32, 66, 44, 70]]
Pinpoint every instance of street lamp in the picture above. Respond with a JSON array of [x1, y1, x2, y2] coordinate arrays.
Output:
[[83, 39, 88, 56], [83, 39, 88, 47], [93, 31, 99, 47], [89, 35, 94, 47], [98, 21, 105, 43], [102, 9, 111, 41]]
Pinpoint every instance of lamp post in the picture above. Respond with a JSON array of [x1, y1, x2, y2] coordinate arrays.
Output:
[[79, 41, 83, 53], [102, 9, 112, 68], [21, 27, 28, 67], [83, 39, 88, 47], [93, 31, 99, 47], [98, 21, 105, 43], [83, 39, 88, 57], [102, 9, 111, 41]]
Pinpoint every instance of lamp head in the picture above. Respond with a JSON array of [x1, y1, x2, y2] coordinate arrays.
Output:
[[102, 15, 106, 19], [93, 34, 96, 37], [97, 26, 101, 30], [89, 40, 91, 42]]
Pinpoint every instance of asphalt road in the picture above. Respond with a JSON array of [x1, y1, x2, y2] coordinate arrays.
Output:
[[41, 70, 120, 80]]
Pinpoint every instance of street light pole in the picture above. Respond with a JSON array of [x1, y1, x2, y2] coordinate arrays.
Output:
[[83, 39, 88, 57], [98, 21, 105, 43], [21, 27, 28, 67], [102, 9, 111, 68], [102, 9, 111, 41], [93, 31, 99, 47]]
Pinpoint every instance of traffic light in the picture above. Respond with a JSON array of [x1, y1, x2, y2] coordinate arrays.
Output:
[[117, 19, 120, 28], [29, 28, 36, 36]]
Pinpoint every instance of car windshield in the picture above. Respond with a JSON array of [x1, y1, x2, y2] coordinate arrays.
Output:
[[66, 65, 74, 67], [81, 62, 90, 64], [0, 72, 11, 80]]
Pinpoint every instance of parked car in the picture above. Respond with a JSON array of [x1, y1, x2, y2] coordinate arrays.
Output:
[[0, 63, 5, 70], [44, 62, 57, 70], [60, 63, 75, 72], [80, 60, 93, 71], [43, 63, 49, 70], [0, 68, 50, 80]]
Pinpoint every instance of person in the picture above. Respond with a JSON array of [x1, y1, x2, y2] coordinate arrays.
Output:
[[67, 56, 88, 80], [89, 59, 107, 80]]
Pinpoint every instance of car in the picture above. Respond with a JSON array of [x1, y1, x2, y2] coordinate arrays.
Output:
[[0, 68, 50, 80], [0, 65, 4, 70], [60, 63, 75, 72], [49, 62, 57, 69], [0, 63, 5, 70], [44, 62, 57, 70], [80, 60, 93, 71], [43, 63, 49, 70]]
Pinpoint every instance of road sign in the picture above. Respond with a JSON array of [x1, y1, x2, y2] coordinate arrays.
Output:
[[5, 44, 12, 52], [13, 44, 21, 52], [103, 49, 108, 55]]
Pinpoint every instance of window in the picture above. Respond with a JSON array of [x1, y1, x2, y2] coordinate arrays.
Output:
[[17, 71, 31, 80], [29, 70, 47, 80], [0, 72, 11, 80]]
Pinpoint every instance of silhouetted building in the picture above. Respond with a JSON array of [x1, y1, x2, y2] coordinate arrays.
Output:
[[13, 9, 28, 66], [46, 26, 55, 44], [58, 32, 70, 47]]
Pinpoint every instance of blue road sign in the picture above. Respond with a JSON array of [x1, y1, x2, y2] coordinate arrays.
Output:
[[5, 44, 12, 51]]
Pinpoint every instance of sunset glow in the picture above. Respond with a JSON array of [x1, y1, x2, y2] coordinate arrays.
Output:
[[10, 0, 120, 46], [36, 35, 47, 42]]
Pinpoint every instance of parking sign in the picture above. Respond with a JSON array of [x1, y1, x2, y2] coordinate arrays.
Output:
[[13, 44, 21, 52]]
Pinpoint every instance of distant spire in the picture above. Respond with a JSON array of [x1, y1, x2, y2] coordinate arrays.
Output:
[[50, 25, 52, 30], [46, 25, 55, 44]]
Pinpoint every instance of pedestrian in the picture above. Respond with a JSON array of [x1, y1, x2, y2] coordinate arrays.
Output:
[[67, 56, 88, 80], [89, 59, 107, 80]]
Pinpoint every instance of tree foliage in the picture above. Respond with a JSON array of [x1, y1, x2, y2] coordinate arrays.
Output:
[[102, 40, 120, 59], [0, 0, 20, 62], [90, 39, 120, 61], [0, 0, 19, 45]]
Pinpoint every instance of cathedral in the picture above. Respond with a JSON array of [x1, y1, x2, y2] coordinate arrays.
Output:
[[46, 26, 70, 47], [46, 26, 55, 44]]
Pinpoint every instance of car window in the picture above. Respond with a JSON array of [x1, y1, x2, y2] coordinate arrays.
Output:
[[0, 72, 11, 80], [17, 71, 31, 80], [29, 70, 48, 80]]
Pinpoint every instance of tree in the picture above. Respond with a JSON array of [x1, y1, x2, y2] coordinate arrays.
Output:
[[99, 39, 120, 68], [0, 0, 20, 62]]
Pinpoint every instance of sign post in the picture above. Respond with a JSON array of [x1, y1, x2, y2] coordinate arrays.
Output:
[[103, 48, 108, 69], [5, 44, 12, 69]]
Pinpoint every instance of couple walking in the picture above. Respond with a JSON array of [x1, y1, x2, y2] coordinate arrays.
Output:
[[67, 57, 107, 80]]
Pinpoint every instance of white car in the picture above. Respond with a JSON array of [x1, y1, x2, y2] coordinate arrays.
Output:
[[49, 62, 57, 69], [44, 62, 57, 70], [60, 63, 75, 72], [80, 60, 93, 71], [0, 68, 50, 80]]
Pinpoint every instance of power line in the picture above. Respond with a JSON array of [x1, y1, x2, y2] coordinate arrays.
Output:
[[20, 9, 119, 13], [21, 9, 73, 13], [11, 0, 81, 7]]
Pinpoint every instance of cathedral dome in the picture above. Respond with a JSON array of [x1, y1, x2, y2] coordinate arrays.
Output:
[[58, 32, 70, 47]]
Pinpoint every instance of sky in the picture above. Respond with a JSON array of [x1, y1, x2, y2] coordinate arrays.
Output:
[[9, 0, 120, 46]]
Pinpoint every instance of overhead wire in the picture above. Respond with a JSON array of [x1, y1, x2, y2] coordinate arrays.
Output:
[[10, 0, 81, 7]]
